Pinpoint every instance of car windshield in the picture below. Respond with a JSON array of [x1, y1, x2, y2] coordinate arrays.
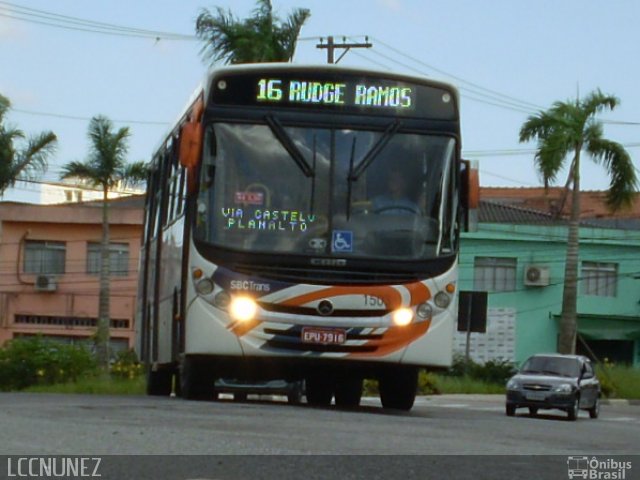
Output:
[[194, 122, 457, 261], [520, 356, 581, 377]]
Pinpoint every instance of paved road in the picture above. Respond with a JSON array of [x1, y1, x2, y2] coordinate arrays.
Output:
[[0, 393, 637, 479]]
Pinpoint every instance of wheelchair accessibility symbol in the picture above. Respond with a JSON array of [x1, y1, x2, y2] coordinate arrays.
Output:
[[332, 230, 353, 253]]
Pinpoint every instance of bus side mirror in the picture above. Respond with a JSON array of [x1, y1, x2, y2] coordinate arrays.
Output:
[[460, 159, 479, 232], [180, 121, 203, 193]]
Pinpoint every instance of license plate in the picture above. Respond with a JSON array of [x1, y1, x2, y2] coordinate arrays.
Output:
[[301, 327, 346, 345], [525, 391, 547, 401]]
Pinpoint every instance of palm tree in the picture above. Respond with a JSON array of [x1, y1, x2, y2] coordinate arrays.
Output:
[[61, 115, 147, 369], [195, 0, 310, 65], [519, 90, 638, 354], [0, 93, 57, 195]]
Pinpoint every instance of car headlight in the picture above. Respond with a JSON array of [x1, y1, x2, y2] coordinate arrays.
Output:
[[506, 379, 519, 390], [553, 383, 573, 393]]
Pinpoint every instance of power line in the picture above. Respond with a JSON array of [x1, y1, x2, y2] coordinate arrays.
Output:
[[370, 36, 545, 112], [11, 108, 169, 126], [0, 1, 196, 41]]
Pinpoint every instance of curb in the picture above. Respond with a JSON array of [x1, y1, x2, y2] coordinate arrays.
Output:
[[601, 398, 640, 406]]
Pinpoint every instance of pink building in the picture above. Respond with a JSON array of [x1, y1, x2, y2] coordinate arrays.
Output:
[[0, 197, 144, 351]]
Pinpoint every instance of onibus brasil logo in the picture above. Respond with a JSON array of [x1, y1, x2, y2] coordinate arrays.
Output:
[[567, 456, 632, 480]]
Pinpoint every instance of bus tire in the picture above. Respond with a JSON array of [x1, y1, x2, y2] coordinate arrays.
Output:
[[287, 381, 304, 405], [180, 357, 215, 400], [334, 376, 363, 408], [146, 366, 173, 396], [379, 367, 418, 411], [305, 374, 334, 407]]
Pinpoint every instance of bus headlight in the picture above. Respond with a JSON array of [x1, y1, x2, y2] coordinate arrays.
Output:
[[416, 303, 433, 319], [229, 296, 258, 322], [195, 277, 214, 295], [392, 307, 413, 326], [434, 291, 451, 309], [213, 291, 231, 309]]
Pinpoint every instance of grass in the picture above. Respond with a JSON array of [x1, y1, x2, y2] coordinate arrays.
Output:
[[23, 375, 146, 395], [596, 364, 640, 399], [15, 365, 640, 400], [431, 375, 505, 395]]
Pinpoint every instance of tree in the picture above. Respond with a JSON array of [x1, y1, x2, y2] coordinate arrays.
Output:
[[61, 116, 147, 369], [195, 0, 310, 65], [519, 90, 638, 354], [0, 93, 57, 195]]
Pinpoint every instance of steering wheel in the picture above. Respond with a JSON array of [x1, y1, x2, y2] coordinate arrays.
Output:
[[373, 205, 421, 215]]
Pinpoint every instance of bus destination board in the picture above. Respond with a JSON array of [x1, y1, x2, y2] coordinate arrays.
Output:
[[210, 71, 457, 119]]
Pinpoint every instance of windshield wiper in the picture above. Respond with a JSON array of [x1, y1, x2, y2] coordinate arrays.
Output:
[[265, 115, 314, 178], [310, 134, 317, 214], [349, 120, 401, 181], [346, 136, 357, 220]]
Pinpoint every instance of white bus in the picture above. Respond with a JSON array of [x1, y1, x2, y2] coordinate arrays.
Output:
[[137, 64, 472, 410]]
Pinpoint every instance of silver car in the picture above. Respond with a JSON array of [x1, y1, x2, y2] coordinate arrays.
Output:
[[506, 354, 600, 420]]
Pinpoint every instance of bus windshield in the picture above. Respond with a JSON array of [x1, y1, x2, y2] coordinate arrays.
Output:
[[194, 121, 457, 261]]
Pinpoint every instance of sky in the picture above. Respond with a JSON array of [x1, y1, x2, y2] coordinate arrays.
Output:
[[1, 0, 639, 202]]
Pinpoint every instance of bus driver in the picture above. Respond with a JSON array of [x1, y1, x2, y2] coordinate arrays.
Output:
[[372, 169, 421, 215]]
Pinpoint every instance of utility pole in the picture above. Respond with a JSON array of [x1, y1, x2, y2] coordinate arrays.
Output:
[[316, 36, 372, 64]]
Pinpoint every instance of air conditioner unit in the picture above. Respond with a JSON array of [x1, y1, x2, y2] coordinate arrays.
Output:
[[524, 265, 550, 287], [34, 274, 57, 292]]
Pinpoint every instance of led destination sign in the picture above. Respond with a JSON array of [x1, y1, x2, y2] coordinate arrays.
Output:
[[210, 71, 458, 119], [257, 78, 413, 109]]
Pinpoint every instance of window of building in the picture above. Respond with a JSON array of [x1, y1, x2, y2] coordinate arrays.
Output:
[[581, 261, 617, 297], [23, 240, 66, 274], [473, 257, 517, 292], [87, 242, 130, 276]]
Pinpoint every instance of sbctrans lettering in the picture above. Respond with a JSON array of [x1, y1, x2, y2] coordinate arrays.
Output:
[[354, 85, 412, 108]]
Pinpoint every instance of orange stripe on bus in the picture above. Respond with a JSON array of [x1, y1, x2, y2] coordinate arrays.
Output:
[[404, 281, 431, 305], [351, 321, 430, 358], [229, 318, 262, 337]]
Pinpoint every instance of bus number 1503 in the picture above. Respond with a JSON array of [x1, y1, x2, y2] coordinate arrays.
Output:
[[364, 295, 385, 307]]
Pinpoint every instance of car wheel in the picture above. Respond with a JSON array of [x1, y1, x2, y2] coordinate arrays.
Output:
[[506, 404, 516, 417], [233, 392, 248, 402], [588, 397, 600, 419], [528, 407, 538, 416], [567, 396, 579, 421]]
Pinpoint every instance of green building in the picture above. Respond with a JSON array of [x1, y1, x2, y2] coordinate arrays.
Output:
[[457, 200, 640, 367]]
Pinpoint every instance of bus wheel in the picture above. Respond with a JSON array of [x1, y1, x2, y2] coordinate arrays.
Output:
[[287, 381, 304, 405], [146, 366, 173, 396], [305, 374, 334, 406], [334, 376, 363, 408], [379, 367, 418, 411], [180, 357, 215, 400]]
